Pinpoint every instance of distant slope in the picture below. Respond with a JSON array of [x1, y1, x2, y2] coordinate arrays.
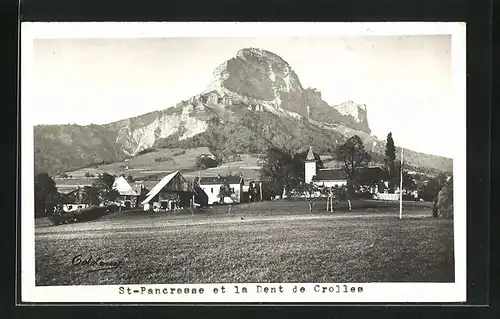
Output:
[[34, 124, 127, 176], [183, 154, 262, 182], [34, 47, 452, 177], [57, 147, 213, 179]]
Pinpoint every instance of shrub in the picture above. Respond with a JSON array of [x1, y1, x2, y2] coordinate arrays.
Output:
[[435, 178, 453, 218], [231, 154, 242, 162], [402, 194, 418, 201], [354, 192, 374, 200], [49, 206, 112, 225], [196, 154, 218, 169], [154, 156, 172, 162], [172, 150, 186, 157], [137, 147, 156, 156]]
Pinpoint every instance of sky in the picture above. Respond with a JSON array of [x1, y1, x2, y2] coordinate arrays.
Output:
[[32, 35, 453, 157]]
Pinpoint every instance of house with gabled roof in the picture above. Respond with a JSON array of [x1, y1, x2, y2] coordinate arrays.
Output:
[[305, 146, 348, 188], [112, 176, 140, 209], [59, 186, 94, 213], [312, 168, 348, 188], [197, 174, 244, 205], [141, 171, 199, 211], [304, 146, 387, 193]]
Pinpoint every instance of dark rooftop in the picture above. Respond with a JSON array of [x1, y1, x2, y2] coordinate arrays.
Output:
[[199, 175, 243, 185], [312, 169, 346, 181], [312, 167, 385, 181], [360, 167, 385, 174]]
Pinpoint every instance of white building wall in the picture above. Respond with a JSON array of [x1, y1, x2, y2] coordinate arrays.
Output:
[[304, 161, 316, 184], [62, 203, 90, 212], [374, 193, 400, 201], [199, 184, 220, 204], [199, 183, 242, 205], [313, 180, 347, 188]]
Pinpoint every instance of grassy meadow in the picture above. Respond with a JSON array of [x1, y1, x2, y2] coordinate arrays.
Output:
[[35, 200, 454, 286]]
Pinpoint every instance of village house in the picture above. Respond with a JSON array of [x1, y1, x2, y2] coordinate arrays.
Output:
[[197, 174, 244, 205], [304, 146, 387, 196], [141, 171, 200, 211], [112, 176, 140, 209], [305, 146, 348, 188], [59, 187, 92, 213], [311, 169, 348, 188]]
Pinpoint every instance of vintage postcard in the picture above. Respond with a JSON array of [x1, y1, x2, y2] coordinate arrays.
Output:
[[21, 22, 466, 303]]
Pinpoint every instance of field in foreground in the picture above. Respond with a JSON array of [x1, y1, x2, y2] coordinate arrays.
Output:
[[35, 200, 454, 285]]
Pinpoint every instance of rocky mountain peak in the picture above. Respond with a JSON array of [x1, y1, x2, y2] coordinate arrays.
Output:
[[334, 100, 369, 124], [206, 48, 307, 116], [236, 48, 291, 68], [204, 49, 371, 133]]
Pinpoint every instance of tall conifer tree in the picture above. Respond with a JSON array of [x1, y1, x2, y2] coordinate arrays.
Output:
[[384, 132, 397, 192]]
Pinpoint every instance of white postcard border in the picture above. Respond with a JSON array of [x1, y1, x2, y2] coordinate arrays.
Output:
[[20, 22, 467, 303]]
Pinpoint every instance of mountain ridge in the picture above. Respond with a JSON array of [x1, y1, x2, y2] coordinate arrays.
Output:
[[34, 47, 452, 176]]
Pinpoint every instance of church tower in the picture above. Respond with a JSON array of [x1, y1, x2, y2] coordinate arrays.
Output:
[[304, 146, 317, 184]]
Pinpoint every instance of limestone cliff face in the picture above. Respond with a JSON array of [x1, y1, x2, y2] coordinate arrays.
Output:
[[304, 88, 371, 134], [34, 47, 451, 176], [106, 48, 372, 157], [107, 106, 208, 156]]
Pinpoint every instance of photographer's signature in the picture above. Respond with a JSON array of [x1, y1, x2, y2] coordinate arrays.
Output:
[[71, 254, 122, 273]]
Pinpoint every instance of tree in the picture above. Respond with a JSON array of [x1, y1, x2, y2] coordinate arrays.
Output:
[[335, 135, 371, 197], [92, 173, 119, 203], [82, 186, 100, 206], [384, 132, 397, 192], [435, 176, 453, 218], [321, 185, 350, 212], [34, 173, 60, 217], [294, 182, 321, 213], [138, 187, 149, 206], [419, 173, 449, 202], [259, 147, 302, 197], [248, 181, 261, 202], [196, 154, 219, 169], [397, 164, 417, 194], [219, 183, 234, 204]]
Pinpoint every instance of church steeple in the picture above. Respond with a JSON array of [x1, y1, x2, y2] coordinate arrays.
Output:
[[306, 145, 316, 161], [304, 146, 317, 183]]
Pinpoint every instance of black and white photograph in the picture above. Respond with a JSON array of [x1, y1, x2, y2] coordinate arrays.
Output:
[[21, 22, 466, 303]]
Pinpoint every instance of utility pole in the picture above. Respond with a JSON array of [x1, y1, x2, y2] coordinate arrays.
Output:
[[260, 182, 263, 201], [399, 147, 404, 220]]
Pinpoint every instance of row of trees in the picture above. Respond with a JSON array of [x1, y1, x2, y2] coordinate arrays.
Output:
[[259, 134, 369, 200], [259, 132, 445, 211], [34, 172, 140, 218]]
